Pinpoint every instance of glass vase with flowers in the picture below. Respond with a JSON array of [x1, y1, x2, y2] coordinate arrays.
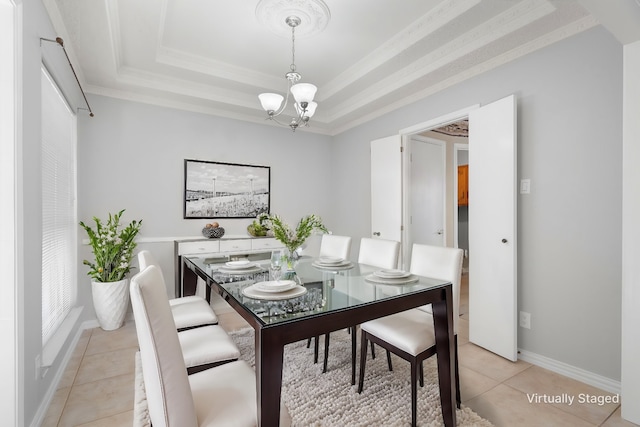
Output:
[[266, 214, 328, 271]]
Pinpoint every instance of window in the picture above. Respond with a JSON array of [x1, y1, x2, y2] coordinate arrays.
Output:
[[41, 66, 77, 346]]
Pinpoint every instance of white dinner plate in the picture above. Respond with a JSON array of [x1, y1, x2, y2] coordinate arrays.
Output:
[[218, 265, 264, 275], [317, 256, 344, 265], [224, 260, 254, 269], [374, 269, 411, 279], [242, 284, 307, 300], [253, 280, 297, 293], [365, 274, 419, 285], [312, 261, 354, 271]]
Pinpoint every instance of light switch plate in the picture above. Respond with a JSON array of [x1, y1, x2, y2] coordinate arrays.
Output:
[[520, 179, 531, 194], [519, 311, 531, 329]]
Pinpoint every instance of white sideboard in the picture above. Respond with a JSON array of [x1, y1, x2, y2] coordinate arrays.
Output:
[[174, 235, 284, 297]]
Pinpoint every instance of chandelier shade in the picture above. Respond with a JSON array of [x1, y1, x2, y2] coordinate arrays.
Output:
[[290, 83, 317, 105], [258, 93, 284, 113], [296, 101, 317, 118]]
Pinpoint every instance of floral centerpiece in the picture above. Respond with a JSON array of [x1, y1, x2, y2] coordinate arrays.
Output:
[[80, 209, 142, 330], [266, 213, 327, 268]]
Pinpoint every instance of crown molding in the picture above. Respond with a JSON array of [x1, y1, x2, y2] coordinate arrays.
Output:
[[322, 0, 481, 100]]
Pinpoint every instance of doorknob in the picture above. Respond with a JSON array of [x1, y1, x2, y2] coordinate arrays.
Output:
[[502, 238, 508, 243], [373, 232, 381, 236]]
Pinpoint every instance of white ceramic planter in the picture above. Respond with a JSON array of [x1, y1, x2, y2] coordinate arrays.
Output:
[[91, 279, 129, 330]]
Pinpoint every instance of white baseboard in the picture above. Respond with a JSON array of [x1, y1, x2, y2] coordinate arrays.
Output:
[[518, 348, 621, 394], [30, 316, 91, 427]]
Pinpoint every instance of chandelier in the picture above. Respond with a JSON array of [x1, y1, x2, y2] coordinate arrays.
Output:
[[258, 16, 318, 132]]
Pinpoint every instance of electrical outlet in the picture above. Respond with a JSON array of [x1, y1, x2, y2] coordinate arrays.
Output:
[[519, 311, 531, 329]]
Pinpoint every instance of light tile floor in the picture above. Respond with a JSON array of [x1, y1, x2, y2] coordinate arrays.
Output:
[[42, 275, 638, 426]]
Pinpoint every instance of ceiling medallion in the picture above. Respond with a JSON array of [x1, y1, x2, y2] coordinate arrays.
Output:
[[255, 0, 331, 38]]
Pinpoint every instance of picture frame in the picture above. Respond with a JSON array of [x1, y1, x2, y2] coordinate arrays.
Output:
[[183, 159, 270, 219]]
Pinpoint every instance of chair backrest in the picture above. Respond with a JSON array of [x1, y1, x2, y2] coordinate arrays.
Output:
[[138, 250, 173, 294], [409, 244, 464, 333], [319, 234, 352, 260], [130, 266, 198, 427], [138, 249, 160, 270], [357, 237, 400, 269]]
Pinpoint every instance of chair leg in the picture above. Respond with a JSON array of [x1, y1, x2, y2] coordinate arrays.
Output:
[[455, 336, 461, 409], [419, 361, 424, 387], [357, 330, 369, 394], [410, 359, 418, 427], [314, 336, 319, 364], [351, 326, 357, 385], [371, 341, 376, 359], [322, 333, 330, 373], [307, 337, 312, 348], [386, 349, 393, 371]]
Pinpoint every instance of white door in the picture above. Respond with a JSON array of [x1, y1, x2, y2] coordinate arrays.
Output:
[[410, 136, 445, 247], [370, 136, 402, 242], [468, 95, 518, 361]]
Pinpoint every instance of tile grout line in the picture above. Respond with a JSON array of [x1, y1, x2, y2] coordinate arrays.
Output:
[[53, 329, 93, 427]]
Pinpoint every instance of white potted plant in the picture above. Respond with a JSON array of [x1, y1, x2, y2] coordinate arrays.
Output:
[[80, 209, 142, 330]]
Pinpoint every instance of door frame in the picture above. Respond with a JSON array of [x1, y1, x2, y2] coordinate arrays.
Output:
[[399, 105, 479, 269]]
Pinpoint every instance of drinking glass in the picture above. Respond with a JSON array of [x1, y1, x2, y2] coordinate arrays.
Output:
[[270, 250, 283, 281]]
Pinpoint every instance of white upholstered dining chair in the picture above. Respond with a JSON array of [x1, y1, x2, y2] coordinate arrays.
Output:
[[354, 237, 401, 357], [318, 234, 352, 260], [320, 237, 401, 381], [130, 265, 256, 427], [138, 250, 218, 331], [308, 234, 353, 364], [132, 264, 241, 375], [357, 237, 400, 270], [357, 243, 463, 427]]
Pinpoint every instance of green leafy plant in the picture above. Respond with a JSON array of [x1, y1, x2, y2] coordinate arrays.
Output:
[[247, 212, 270, 237], [266, 213, 328, 255], [80, 209, 142, 282]]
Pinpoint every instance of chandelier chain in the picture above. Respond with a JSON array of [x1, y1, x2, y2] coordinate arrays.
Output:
[[290, 24, 296, 72]]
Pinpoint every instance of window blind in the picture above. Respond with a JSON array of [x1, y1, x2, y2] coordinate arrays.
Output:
[[41, 66, 77, 346]]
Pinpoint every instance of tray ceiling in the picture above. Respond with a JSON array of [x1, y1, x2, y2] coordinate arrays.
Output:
[[44, 0, 603, 135]]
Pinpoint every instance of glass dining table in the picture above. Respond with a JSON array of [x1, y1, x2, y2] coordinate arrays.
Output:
[[182, 255, 457, 426]]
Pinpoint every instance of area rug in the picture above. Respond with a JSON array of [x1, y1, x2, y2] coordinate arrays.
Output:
[[230, 328, 494, 427], [133, 330, 494, 426], [133, 351, 151, 427]]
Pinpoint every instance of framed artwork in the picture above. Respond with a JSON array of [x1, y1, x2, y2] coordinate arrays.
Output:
[[183, 159, 270, 219]]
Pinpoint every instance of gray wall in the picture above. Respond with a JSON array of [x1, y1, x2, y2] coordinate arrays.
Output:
[[330, 26, 622, 381], [20, 2, 623, 423], [76, 95, 334, 304]]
